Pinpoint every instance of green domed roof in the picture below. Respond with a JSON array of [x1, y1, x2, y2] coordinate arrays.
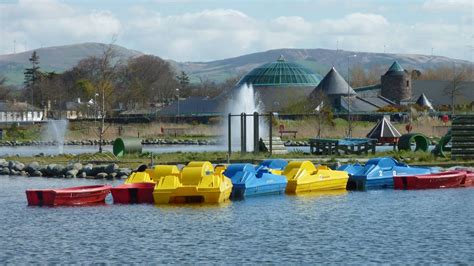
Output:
[[237, 55, 321, 87]]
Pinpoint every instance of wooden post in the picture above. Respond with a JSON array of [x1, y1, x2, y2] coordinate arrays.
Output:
[[253, 112, 259, 153], [269, 112, 273, 155], [243, 113, 247, 153], [228, 113, 231, 162], [240, 113, 246, 153]]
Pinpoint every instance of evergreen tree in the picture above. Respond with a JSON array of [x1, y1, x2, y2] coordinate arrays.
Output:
[[24, 51, 40, 106], [176, 71, 190, 89]]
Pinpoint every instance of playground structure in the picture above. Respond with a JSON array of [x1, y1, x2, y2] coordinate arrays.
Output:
[[398, 133, 430, 152], [113, 137, 142, 157], [451, 115, 474, 160], [432, 130, 451, 158]]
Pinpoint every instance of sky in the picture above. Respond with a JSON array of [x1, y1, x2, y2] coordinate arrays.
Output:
[[0, 0, 473, 62]]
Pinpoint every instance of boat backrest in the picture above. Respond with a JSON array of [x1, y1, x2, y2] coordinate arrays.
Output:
[[214, 165, 227, 177], [181, 161, 214, 186], [148, 165, 180, 183], [224, 164, 255, 178], [259, 159, 288, 170], [125, 172, 154, 184], [283, 161, 316, 179], [316, 165, 330, 171]]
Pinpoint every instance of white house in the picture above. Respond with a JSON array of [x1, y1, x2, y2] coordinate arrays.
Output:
[[0, 101, 44, 123]]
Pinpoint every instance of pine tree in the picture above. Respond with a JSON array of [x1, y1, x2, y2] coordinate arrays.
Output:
[[24, 51, 40, 106], [176, 71, 190, 89]]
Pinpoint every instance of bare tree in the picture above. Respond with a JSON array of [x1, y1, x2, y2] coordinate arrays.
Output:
[[443, 65, 468, 115], [0, 75, 11, 100], [115, 55, 178, 108]]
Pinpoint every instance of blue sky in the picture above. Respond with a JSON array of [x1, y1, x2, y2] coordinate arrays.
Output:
[[1, 0, 473, 61]]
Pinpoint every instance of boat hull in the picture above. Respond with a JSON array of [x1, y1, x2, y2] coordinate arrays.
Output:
[[286, 177, 348, 194], [347, 176, 394, 190], [26, 185, 111, 206], [154, 186, 232, 204], [394, 171, 466, 190], [231, 183, 286, 198], [111, 183, 155, 204], [461, 172, 474, 187]]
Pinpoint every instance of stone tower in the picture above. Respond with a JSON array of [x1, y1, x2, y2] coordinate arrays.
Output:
[[381, 61, 412, 104]]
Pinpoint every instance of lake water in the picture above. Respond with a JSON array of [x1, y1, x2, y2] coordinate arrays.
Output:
[[0, 144, 430, 157], [1, 175, 472, 264]]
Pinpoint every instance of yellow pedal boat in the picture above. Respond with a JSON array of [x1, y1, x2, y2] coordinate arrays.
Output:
[[282, 161, 349, 193], [153, 161, 232, 204], [124, 165, 180, 184]]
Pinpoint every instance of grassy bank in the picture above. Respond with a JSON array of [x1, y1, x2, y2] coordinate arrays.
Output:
[[1, 115, 450, 143], [3, 149, 472, 169]]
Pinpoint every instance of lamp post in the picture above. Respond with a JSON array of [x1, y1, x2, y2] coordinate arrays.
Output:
[[176, 88, 180, 122], [94, 93, 99, 122], [347, 54, 357, 138]]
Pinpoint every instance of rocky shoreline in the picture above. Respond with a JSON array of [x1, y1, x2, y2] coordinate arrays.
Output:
[[0, 159, 132, 179], [0, 138, 219, 146]]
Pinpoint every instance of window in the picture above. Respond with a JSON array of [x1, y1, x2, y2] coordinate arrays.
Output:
[[406, 80, 409, 87]]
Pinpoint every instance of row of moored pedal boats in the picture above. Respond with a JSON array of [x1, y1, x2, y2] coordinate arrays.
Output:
[[26, 157, 474, 206]]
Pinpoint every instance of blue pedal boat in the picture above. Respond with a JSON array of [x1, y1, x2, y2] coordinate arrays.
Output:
[[338, 157, 435, 190], [224, 159, 288, 198]]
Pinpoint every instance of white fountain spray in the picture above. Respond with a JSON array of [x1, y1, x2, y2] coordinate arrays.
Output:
[[42, 119, 68, 154], [226, 84, 266, 152]]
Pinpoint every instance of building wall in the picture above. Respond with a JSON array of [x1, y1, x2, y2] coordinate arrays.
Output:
[[381, 73, 412, 103], [0, 111, 44, 122]]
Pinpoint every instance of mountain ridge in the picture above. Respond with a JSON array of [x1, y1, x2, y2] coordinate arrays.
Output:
[[0, 42, 470, 87]]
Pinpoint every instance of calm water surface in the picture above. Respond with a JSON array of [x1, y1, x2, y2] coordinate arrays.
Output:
[[0, 175, 472, 264], [0, 144, 431, 156]]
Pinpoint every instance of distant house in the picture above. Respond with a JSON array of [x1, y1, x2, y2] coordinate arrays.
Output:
[[0, 101, 44, 123], [355, 61, 474, 110], [64, 98, 99, 120], [309, 67, 394, 112]]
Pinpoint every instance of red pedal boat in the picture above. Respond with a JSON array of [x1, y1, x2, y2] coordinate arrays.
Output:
[[393, 171, 466, 190], [110, 183, 155, 204], [26, 185, 112, 206], [461, 172, 474, 187]]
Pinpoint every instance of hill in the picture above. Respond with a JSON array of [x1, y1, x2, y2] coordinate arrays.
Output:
[[0, 43, 471, 87], [177, 48, 472, 83], [0, 42, 143, 86]]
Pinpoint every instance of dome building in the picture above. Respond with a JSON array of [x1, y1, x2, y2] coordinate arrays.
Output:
[[233, 55, 322, 110]]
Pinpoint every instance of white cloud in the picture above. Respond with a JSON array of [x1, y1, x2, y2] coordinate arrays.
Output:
[[0, 0, 121, 53], [422, 0, 473, 12], [0, 1, 471, 62]]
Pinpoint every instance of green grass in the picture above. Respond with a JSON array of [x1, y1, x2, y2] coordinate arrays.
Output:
[[4, 149, 473, 170]]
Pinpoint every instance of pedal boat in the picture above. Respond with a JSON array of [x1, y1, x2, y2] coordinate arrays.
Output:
[[111, 165, 179, 204], [462, 171, 474, 187], [282, 161, 349, 193], [224, 159, 288, 198], [26, 185, 111, 206], [394, 170, 466, 190], [338, 157, 434, 190], [153, 161, 232, 204]]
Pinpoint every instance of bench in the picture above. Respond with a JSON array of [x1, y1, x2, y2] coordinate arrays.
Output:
[[279, 130, 298, 138]]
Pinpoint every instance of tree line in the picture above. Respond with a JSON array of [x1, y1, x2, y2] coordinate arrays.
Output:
[[2, 45, 234, 115]]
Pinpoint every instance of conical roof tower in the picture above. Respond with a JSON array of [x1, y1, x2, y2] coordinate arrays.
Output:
[[415, 93, 434, 110], [385, 61, 405, 75], [367, 116, 401, 139], [311, 67, 356, 96]]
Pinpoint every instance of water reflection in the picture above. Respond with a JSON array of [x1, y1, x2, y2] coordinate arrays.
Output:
[[1, 175, 473, 264]]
